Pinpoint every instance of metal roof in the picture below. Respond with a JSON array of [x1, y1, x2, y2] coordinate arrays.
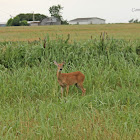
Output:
[[27, 21, 40, 24], [69, 17, 105, 22]]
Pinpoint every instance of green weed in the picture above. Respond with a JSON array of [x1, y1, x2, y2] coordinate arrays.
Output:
[[0, 35, 139, 139]]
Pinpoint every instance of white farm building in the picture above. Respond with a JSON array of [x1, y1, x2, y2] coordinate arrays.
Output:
[[27, 17, 61, 26], [69, 17, 105, 25]]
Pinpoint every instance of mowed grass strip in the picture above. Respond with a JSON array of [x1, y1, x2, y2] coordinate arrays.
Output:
[[0, 23, 140, 42]]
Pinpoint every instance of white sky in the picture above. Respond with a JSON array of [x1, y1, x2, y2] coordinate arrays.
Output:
[[0, 0, 140, 23]]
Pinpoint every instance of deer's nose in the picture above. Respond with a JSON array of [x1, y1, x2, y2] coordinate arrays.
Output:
[[60, 69, 62, 71]]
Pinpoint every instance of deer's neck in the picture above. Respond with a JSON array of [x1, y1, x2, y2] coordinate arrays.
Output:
[[57, 70, 63, 80]]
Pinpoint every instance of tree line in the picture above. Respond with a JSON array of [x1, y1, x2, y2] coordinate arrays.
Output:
[[7, 14, 47, 26], [129, 19, 140, 23], [7, 5, 68, 26]]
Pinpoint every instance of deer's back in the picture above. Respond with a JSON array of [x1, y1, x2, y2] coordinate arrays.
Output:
[[59, 71, 85, 86]]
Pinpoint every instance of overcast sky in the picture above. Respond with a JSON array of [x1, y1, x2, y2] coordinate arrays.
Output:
[[0, 0, 140, 23]]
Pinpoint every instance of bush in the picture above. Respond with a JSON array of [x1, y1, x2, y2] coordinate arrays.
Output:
[[20, 20, 29, 26]]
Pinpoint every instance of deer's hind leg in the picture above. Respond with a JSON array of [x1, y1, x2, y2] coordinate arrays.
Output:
[[77, 82, 86, 96]]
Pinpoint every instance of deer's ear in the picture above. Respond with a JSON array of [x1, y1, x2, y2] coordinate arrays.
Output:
[[62, 62, 65, 65], [54, 61, 58, 66]]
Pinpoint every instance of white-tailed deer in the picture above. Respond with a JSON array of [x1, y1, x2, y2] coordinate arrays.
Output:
[[54, 61, 86, 97]]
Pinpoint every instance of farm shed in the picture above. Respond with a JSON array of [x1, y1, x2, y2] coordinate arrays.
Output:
[[69, 17, 105, 25], [40, 17, 61, 25], [28, 21, 40, 26]]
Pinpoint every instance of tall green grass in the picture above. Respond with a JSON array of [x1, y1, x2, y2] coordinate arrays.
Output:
[[0, 35, 139, 139]]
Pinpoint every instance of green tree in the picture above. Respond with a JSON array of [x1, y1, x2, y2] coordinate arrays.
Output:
[[49, 4, 68, 24], [6, 13, 47, 26], [49, 4, 63, 21], [6, 18, 13, 26], [61, 20, 69, 25], [17, 13, 47, 21], [129, 18, 140, 23], [134, 19, 139, 23], [34, 14, 47, 21], [129, 19, 134, 23], [12, 16, 20, 26]]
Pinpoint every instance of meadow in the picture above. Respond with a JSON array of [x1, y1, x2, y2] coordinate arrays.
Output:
[[0, 23, 140, 42], [0, 24, 140, 140]]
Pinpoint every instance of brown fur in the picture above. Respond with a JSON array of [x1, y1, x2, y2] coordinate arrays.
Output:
[[54, 61, 86, 97]]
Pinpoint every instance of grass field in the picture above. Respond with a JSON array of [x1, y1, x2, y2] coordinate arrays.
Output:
[[0, 24, 140, 42], [0, 24, 140, 139]]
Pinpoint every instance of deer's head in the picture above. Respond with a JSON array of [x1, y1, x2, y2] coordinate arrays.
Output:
[[54, 61, 65, 72]]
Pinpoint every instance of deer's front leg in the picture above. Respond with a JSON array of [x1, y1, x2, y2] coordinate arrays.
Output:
[[61, 87, 64, 98], [66, 85, 69, 96]]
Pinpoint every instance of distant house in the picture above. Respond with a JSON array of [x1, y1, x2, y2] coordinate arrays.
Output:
[[69, 17, 105, 25], [27, 17, 61, 26], [40, 17, 61, 25], [28, 21, 40, 26], [0, 22, 6, 27]]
